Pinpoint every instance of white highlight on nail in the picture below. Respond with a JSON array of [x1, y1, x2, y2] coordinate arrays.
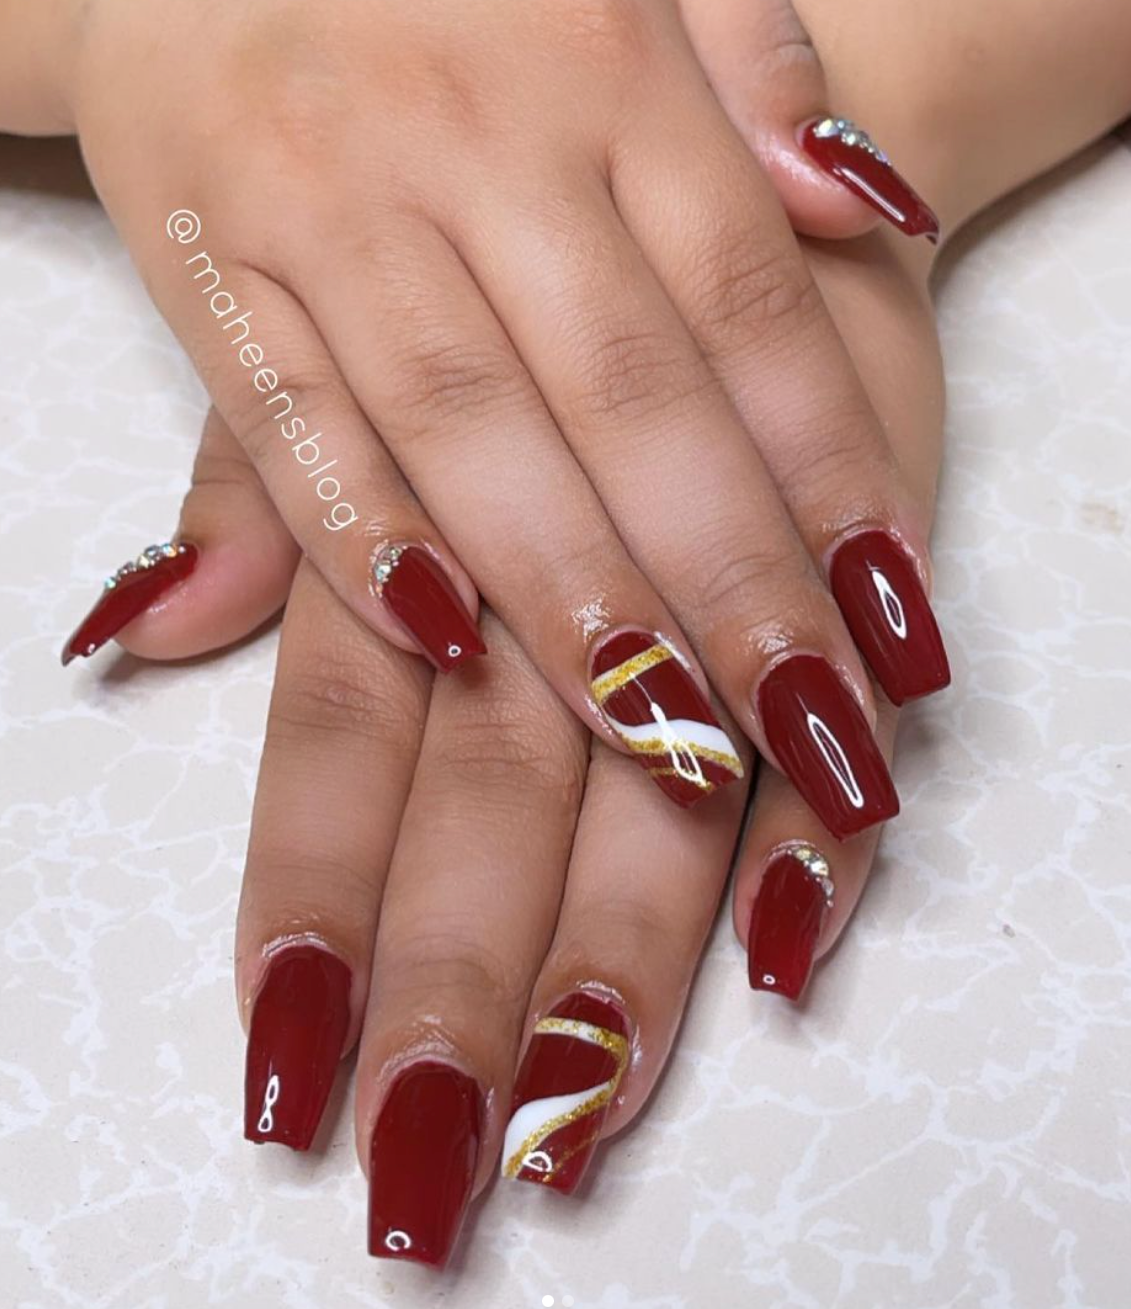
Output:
[[871, 569, 908, 639], [806, 712, 866, 809]]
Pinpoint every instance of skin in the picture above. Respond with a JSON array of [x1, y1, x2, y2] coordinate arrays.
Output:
[[8, 0, 1131, 1244]]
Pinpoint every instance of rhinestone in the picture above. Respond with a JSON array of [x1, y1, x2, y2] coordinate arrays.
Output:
[[813, 118, 838, 138], [374, 563, 392, 584]]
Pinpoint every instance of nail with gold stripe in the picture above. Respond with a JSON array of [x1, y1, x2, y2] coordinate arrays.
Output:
[[501, 992, 631, 1194], [589, 628, 744, 808]]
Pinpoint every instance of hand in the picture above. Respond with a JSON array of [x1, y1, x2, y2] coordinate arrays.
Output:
[[78, 221, 942, 1265], [52, 0, 955, 844]]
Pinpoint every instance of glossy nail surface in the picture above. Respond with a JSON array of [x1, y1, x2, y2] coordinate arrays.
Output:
[[501, 992, 630, 1194], [61, 542, 198, 665], [802, 117, 939, 242], [758, 655, 898, 841], [368, 1061, 482, 1267], [244, 945, 352, 1151], [591, 630, 743, 808], [748, 846, 834, 1000], [373, 545, 486, 672], [830, 531, 950, 706]]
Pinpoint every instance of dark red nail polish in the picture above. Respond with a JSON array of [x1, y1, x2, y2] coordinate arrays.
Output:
[[758, 654, 898, 841], [830, 531, 950, 706], [502, 992, 630, 1194], [747, 846, 834, 1001], [61, 542, 198, 665], [373, 545, 486, 672], [368, 1061, 482, 1267], [802, 117, 939, 242], [244, 945, 352, 1151], [590, 630, 744, 808]]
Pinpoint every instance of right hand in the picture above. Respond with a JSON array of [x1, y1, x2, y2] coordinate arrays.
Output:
[[60, 0, 949, 838]]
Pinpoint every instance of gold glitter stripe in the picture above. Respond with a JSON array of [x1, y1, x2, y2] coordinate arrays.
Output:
[[501, 1020, 630, 1180], [591, 643, 673, 705], [619, 736, 743, 775]]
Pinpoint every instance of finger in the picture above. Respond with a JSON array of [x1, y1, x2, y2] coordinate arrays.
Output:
[[679, 0, 940, 242], [62, 407, 299, 666], [608, 51, 950, 707], [734, 697, 897, 1000], [445, 170, 897, 841], [291, 217, 747, 811], [353, 615, 588, 1267], [110, 206, 485, 672], [500, 728, 750, 1193], [236, 558, 431, 1150]]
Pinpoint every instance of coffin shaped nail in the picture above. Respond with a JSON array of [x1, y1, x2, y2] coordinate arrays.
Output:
[[244, 944, 352, 1151], [501, 992, 630, 1194], [590, 630, 743, 808], [372, 544, 486, 672], [829, 530, 950, 706], [368, 1061, 482, 1268], [757, 654, 898, 841], [802, 117, 939, 242], [747, 845, 834, 1000], [61, 541, 198, 665]]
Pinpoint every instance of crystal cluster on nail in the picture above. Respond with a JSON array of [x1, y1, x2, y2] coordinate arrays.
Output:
[[812, 116, 889, 164]]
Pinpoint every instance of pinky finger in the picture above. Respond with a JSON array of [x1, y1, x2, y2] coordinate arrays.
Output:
[[732, 698, 900, 1000], [61, 407, 298, 665]]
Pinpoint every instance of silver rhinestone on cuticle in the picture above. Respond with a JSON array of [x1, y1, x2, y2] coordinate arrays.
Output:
[[371, 545, 406, 594], [103, 541, 185, 591], [813, 116, 889, 165], [788, 843, 835, 906]]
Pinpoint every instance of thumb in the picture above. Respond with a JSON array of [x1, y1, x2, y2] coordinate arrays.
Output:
[[679, 0, 939, 243], [61, 407, 299, 665]]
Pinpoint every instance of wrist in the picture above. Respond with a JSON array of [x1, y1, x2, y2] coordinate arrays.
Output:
[[0, 0, 83, 134]]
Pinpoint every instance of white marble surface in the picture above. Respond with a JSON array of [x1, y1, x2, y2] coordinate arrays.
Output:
[[1, 131, 1129, 1309]]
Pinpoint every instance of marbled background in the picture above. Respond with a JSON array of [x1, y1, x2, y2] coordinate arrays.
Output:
[[1, 130, 1129, 1308]]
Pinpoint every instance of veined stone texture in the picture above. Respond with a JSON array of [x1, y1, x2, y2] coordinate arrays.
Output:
[[1, 133, 1129, 1309]]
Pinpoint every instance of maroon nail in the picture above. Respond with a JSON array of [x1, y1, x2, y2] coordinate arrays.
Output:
[[373, 545, 486, 672], [501, 992, 630, 1194], [368, 1061, 482, 1267], [802, 117, 939, 242], [747, 846, 834, 1000], [590, 629, 744, 808], [830, 531, 950, 706], [244, 945, 352, 1151], [61, 542, 198, 665], [757, 654, 898, 841]]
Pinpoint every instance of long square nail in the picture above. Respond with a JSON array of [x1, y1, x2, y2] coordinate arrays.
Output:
[[501, 992, 630, 1194], [368, 1061, 482, 1267], [244, 944, 352, 1151], [590, 630, 743, 808]]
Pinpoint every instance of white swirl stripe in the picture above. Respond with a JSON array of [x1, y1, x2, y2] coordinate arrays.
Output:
[[806, 712, 866, 809], [602, 714, 741, 767], [256, 1073, 281, 1134]]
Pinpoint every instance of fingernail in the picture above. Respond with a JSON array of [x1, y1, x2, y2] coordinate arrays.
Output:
[[747, 845, 834, 1001], [590, 630, 744, 808], [372, 544, 486, 672], [501, 991, 631, 1194], [829, 530, 950, 706], [801, 117, 939, 243], [60, 541, 198, 665], [757, 654, 898, 840], [367, 1061, 482, 1267], [244, 944, 352, 1151]]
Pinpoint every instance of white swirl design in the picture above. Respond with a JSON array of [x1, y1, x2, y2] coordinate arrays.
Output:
[[256, 1073, 281, 1133]]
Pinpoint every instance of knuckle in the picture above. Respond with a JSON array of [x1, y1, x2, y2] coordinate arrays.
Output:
[[390, 332, 530, 433], [436, 686, 586, 802], [691, 236, 823, 348], [270, 655, 424, 752], [782, 408, 890, 503], [566, 323, 715, 427], [385, 926, 525, 1012], [688, 532, 809, 626]]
